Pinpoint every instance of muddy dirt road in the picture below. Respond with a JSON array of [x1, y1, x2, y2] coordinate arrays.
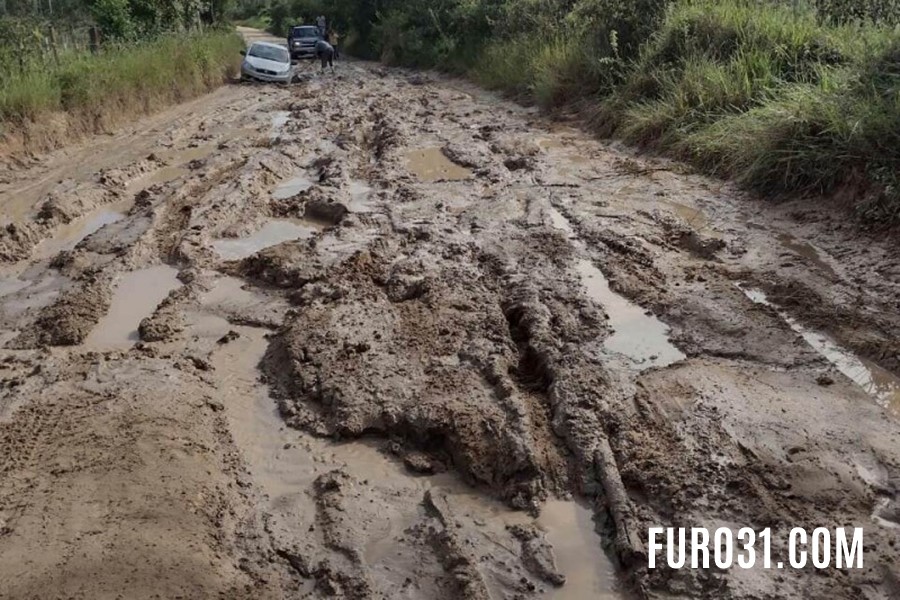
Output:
[[1, 29, 900, 600]]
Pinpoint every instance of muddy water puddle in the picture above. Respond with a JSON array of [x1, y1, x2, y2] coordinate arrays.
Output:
[[740, 286, 900, 413], [84, 265, 180, 349], [0, 277, 30, 299], [776, 232, 838, 278], [34, 200, 131, 259], [576, 259, 685, 368], [0, 269, 69, 321], [208, 323, 626, 599], [549, 207, 684, 369], [212, 219, 321, 260], [347, 179, 374, 212], [405, 147, 472, 182], [664, 200, 710, 231], [270, 111, 290, 138], [272, 174, 313, 200], [539, 500, 623, 599]]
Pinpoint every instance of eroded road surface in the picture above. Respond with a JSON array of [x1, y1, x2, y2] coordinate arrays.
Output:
[[1, 36, 900, 600]]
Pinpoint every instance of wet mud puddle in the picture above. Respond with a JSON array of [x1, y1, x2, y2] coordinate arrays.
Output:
[[740, 286, 900, 413], [34, 200, 132, 259], [212, 219, 322, 260], [272, 174, 313, 200], [208, 321, 626, 599], [84, 265, 180, 349], [270, 111, 290, 138], [550, 207, 685, 369], [405, 147, 472, 182], [776, 232, 838, 278]]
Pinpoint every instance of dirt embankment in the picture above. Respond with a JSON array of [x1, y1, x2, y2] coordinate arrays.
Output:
[[0, 39, 899, 600]]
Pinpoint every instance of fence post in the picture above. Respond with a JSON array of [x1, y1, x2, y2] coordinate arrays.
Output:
[[48, 25, 60, 65], [89, 26, 100, 54]]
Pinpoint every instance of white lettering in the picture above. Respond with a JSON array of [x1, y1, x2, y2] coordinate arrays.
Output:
[[836, 528, 863, 569], [812, 528, 830, 568], [737, 527, 755, 569], [714, 528, 733, 569], [667, 527, 686, 568], [691, 528, 710, 568], [789, 528, 807, 568], [648, 528, 664, 569]]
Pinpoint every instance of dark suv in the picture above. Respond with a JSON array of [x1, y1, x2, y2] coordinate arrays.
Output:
[[287, 25, 321, 59]]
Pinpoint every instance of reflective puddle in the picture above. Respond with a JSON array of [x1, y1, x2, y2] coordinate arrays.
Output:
[[740, 286, 900, 413], [406, 147, 472, 182], [84, 265, 181, 349], [538, 500, 623, 599], [550, 207, 684, 369], [270, 111, 290, 137], [776, 232, 837, 278], [576, 259, 686, 369], [347, 180, 374, 212], [34, 200, 131, 259], [0, 277, 30, 299], [212, 219, 321, 260], [272, 174, 313, 200]]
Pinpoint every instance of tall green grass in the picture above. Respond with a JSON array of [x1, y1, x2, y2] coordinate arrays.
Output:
[[0, 31, 243, 124], [596, 1, 899, 222]]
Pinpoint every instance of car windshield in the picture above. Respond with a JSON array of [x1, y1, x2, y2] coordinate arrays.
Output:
[[291, 27, 319, 38], [248, 44, 289, 63]]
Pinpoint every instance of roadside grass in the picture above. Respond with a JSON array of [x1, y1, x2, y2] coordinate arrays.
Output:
[[0, 31, 243, 124], [597, 1, 900, 222]]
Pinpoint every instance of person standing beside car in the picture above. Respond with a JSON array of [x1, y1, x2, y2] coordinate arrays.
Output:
[[316, 15, 326, 38], [329, 29, 341, 59], [316, 38, 335, 74]]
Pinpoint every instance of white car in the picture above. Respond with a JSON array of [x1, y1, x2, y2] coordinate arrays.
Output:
[[240, 42, 294, 84]]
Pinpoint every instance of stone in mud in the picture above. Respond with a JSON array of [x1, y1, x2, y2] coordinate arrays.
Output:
[[504, 156, 536, 172], [508, 524, 566, 587], [402, 449, 446, 474], [305, 197, 348, 225], [217, 330, 241, 345]]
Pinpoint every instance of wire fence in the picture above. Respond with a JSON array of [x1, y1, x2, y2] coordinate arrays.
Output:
[[0, 20, 100, 76]]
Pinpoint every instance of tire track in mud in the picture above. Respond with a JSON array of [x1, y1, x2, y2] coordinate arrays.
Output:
[[0, 44, 899, 600]]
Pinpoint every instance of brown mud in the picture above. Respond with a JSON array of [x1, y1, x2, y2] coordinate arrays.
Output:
[[0, 28, 899, 600]]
